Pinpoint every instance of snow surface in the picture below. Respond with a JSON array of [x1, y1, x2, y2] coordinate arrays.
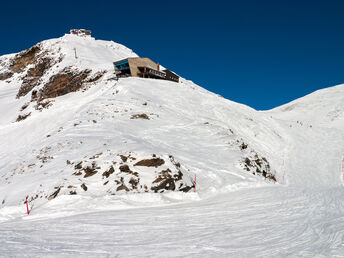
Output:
[[0, 34, 344, 257]]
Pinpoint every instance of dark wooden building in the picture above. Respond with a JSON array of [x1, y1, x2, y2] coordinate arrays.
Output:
[[163, 69, 179, 82], [113, 57, 179, 82]]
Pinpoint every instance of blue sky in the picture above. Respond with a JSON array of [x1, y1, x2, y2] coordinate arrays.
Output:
[[1, 0, 344, 110]]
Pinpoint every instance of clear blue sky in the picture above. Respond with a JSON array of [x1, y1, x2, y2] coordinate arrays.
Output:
[[1, 0, 343, 110]]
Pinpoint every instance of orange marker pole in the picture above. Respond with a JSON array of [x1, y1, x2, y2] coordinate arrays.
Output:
[[26, 197, 30, 215]]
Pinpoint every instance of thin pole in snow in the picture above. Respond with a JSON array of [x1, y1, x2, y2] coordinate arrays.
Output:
[[26, 197, 30, 215], [74, 48, 78, 59], [194, 174, 196, 192]]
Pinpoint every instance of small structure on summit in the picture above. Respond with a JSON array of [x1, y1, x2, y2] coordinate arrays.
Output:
[[113, 57, 179, 82], [70, 29, 92, 37]]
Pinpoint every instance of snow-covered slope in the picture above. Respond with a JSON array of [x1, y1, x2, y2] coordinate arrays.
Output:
[[1, 33, 344, 257], [269, 84, 344, 128], [264, 86, 344, 187], [0, 33, 343, 230]]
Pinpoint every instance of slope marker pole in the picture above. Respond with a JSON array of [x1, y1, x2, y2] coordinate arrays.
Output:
[[26, 197, 30, 215]]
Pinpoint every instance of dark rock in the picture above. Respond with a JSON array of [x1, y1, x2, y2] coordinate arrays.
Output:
[[119, 165, 131, 172], [102, 165, 115, 178], [17, 57, 54, 98], [240, 143, 248, 150], [116, 184, 129, 192], [40, 67, 91, 99], [179, 185, 193, 192], [134, 158, 165, 167], [120, 155, 128, 162], [151, 178, 176, 192], [130, 113, 150, 120], [0, 72, 13, 80], [16, 112, 31, 122], [48, 187, 61, 200], [10, 46, 40, 73], [81, 183, 88, 191], [129, 177, 139, 189], [74, 161, 82, 169], [83, 166, 98, 178], [20, 103, 29, 111]]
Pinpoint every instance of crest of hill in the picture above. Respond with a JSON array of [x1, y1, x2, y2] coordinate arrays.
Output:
[[267, 84, 344, 128]]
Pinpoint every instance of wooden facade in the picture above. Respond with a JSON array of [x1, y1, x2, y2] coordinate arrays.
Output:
[[163, 69, 179, 82], [113, 57, 179, 82]]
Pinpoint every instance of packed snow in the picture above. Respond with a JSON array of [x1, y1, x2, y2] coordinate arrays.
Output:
[[0, 33, 344, 257]]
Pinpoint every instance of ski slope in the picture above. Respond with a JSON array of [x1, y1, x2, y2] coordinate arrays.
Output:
[[1, 34, 344, 257], [1, 187, 344, 257]]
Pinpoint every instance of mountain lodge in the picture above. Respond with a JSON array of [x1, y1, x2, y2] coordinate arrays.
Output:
[[70, 29, 92, 37], [113, 57, 179, 82]]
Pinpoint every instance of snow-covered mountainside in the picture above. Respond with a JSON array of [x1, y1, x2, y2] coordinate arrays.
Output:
[[0, 33, 344, 256], [0, 33, 282, 209]]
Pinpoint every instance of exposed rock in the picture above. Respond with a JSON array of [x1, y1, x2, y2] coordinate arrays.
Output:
[[35, 100, 52, 111], [130, 113, 150, 120], [129, 177, 139, 189], [40, 67, 91, 99], [179, 185, 194, 192], [116, 177, 129, 192], [120, 155, 128, 162], [17, 57, 54, 98], [119, 164, 131, 173], [20, 103, 29, 111], [83, 166, 98, 178], [74, 161, 83, 169], [48, 187, 61, 200], [81, 183, 88, 191], [86, 71, 105, 83], [116, 184, 129, 192], [16, 112, 31, 122], [241, 153, 276, 182], [151, 169, 176, 192], [102, 165, 115, 178], [0, 72, 13, 81], [240, 142, 248, 150], [10, 46, 41, 73], [134, 158, 165, 167]]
